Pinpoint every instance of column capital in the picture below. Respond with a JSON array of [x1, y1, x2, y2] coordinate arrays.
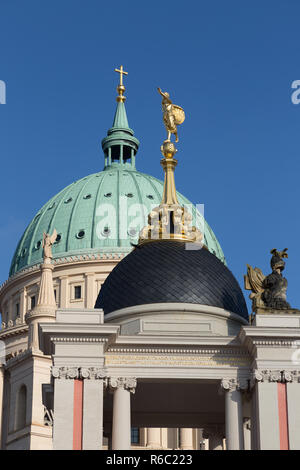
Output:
[[220, 377, 248, 392], [250, 369, 300, 387], [51, 366, 106, 380], [108, 377, 137, 394]]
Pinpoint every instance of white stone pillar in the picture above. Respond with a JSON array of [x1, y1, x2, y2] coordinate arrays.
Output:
[[81, 367, 105, 450], [19, 287, 26, 324], [147, 428, 162, 449], [52, 367, 76, 450], [109, 377, 137, 450], [180, 428, 194, 450], [221, 378, 245, 450], [52, 366, 105, 450], [85, 273, 95, 309], [59, 276, 69, 308]]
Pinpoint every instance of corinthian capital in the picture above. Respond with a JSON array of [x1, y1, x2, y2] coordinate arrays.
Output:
[[108, 377, 137, 394], [250, 369, 300, 387], [51, 366, 79, 379], [79, 367, 106, 380], [220, 378, 248, 392]]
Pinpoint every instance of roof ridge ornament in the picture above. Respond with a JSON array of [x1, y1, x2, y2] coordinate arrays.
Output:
[[138, 88, 203, 246]]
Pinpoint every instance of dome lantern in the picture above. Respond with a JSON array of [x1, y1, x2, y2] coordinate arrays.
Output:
[[101, 66, 139, 170]]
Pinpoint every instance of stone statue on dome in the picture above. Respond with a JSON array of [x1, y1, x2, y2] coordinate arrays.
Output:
[[42, 229, 57, 263]]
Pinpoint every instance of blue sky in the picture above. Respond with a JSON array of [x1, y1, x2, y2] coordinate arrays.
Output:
[[0, 0, 300, 312]]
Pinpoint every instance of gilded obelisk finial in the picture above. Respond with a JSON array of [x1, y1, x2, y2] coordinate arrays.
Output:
[[115, 65, 128, 102]]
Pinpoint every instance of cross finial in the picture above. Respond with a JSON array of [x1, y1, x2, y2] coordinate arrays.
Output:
[[115, 65, 128, 86], [115, 65, 128, 102]]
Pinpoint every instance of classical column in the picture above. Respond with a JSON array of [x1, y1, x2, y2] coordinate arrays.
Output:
[[84, 273, 95, 309], [59, 276, 69, 308], [179, 428, 194, 450], [19, 287, 26, 324], [221, 378, 246, 450], [147, 428, 162, 449], [26, 262, 56, 351], [203, 425, 224, 450], [109, 377, 137, 450], [8, 297, 13, 326]]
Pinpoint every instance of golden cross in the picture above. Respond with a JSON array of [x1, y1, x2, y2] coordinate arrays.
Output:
[[115, 65, 128, 86]]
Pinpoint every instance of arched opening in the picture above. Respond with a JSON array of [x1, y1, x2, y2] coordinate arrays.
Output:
[[15, 384, 27, 430]]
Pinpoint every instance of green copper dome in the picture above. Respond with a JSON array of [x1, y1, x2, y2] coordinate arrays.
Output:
[[9, 165, 225, 276], [9, 93, 225, 277]]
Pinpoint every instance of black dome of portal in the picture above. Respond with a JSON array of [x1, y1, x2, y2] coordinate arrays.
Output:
[[95, 241, 248, 319]]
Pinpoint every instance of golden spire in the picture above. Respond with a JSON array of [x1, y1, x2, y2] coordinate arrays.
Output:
[[138, 89, 203, 245], [115, 65, 128, 102]]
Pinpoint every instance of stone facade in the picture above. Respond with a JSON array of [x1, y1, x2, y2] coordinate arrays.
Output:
[[1, 301, 299, 450]]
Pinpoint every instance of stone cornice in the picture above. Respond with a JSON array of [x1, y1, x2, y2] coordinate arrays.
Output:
[[6, 349, 51, 368], [105, 303, 249, 325], [0, 323, 28, 339], [113, 334, 245, 348], [50, 336, 109, 344], [0, 252, 127, 297], [239, 326, 300, 356], [107, 345, 250, 357]]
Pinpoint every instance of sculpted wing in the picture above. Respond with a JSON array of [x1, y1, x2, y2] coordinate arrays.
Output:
[[244, 264, 265, 293]]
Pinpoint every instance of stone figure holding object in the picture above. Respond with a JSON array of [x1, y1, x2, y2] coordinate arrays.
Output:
[[42, 229, 57, 263]]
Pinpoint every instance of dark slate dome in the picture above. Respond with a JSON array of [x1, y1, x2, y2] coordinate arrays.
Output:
[[95, 240, 248, 319]]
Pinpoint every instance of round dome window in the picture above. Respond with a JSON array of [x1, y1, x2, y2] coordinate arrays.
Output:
[[76, 230, 85, 239], [102, 227, 111, 237]]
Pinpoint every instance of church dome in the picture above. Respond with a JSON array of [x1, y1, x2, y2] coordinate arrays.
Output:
[[95, 240, 248, 319], [9, 167, 225, 277], [9, 86, 225, 277]]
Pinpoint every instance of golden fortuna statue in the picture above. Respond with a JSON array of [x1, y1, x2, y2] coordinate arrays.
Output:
[[157, 88, 185, 143]]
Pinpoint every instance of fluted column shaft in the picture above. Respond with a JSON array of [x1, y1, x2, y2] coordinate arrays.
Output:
[[110, 378, 137, 450], [180, 428, 194, 450], [224, 388, 244, 449], [147, 428, 161, 449]]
